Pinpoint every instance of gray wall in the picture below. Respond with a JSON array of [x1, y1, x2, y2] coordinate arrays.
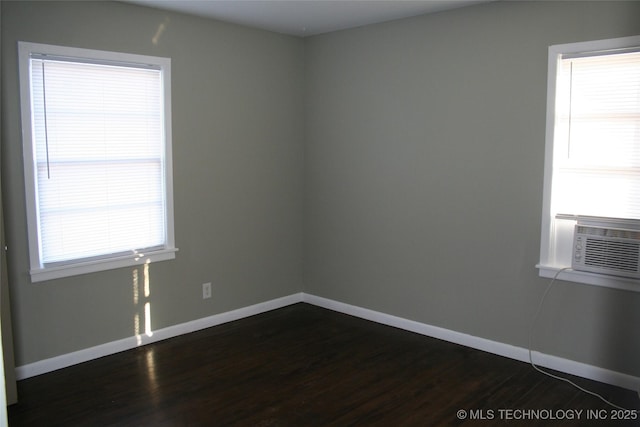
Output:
[[304, 0, 640, 377], [0, 0, 19, 404], [2, 0, 640, 379], [1, 1, 304, 366]]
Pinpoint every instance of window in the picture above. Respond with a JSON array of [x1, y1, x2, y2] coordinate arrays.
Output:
[[538, 35, 640, 291], [18, 42, 176, 282]]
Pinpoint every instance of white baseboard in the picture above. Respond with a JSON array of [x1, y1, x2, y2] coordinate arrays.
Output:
[[302, 293, 640, 392], [16, 291, 640, 393], [15, 293, 304, 380]]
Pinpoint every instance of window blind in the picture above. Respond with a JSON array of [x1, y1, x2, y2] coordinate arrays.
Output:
[[30, 58, 167, 264], [552, 50, 640, 220]]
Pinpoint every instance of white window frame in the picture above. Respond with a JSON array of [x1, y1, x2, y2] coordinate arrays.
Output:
[[538, 35, 640, 293], [18, 42, 177, 282]]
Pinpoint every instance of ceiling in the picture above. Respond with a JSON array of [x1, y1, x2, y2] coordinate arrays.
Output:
[[123, 0, 492, 37]]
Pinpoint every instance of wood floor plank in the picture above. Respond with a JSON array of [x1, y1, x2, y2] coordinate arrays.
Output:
[[8, 303, 640, 426]]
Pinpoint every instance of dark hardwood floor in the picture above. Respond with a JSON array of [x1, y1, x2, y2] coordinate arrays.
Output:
[[8, 303, 640, 426]]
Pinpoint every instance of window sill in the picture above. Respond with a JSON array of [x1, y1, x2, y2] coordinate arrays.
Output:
[[536, 264, 640, 293], [30, 248, 178, 283]]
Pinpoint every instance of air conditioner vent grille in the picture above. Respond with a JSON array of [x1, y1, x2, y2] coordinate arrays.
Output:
[[576, 225, 640, 240], [583, 238, 640, 272]]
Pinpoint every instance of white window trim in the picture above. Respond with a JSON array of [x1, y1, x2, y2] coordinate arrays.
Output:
[[536, 265, 640, 293], [18, 42, 177, 282], [538, 35, 640, 293]]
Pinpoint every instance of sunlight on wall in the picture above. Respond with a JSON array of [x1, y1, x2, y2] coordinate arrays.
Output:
[[132, 268, 139, 305], [143, 261, 153, 338], [133, 260, 153, 346], [152, 17, 170, 45], [144, 302, 153, 338]]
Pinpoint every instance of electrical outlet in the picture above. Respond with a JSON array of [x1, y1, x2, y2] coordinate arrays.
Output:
[[202, 282, 212, 299]]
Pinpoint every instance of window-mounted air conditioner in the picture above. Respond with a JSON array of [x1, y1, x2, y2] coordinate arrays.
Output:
[[572, 218, 640, 279]]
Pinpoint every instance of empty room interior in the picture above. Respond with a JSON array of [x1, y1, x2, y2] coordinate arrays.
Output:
[[1, 0, 640, 424]]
